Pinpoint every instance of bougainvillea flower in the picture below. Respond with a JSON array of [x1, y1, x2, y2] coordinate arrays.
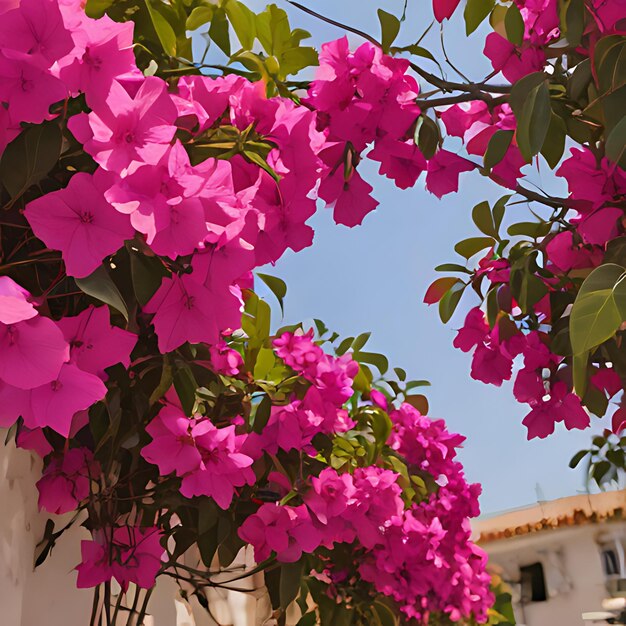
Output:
[[0, 51, 68, 124], [28, 364, 107, 436], [426, 150, 475, 198], [0, 0, 73, 63], [0, 316, 68, 389], [179, 422, 254, 509], [433, 0, 462, 21], [24, 172, 134, 278], [56, 305, 136, 379], [59, 14, 138, 106], [453, 308, 489, 353], [145, 271, 241, 354], [76, 526, 165, 590], [239, 503, 322, 563], [369, 139, 427, 190], [0, 276, 37, 324], [522, 382, 590, 439], [70, 76, 177, 173], [37, 447, 98, 515], [141, 406, 204, 477]]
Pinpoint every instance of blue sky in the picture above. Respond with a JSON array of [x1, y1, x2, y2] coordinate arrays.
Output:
[[203, 0, 605, 515]]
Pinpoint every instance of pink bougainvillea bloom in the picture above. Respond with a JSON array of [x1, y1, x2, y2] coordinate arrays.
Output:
[[0, 276, 37, 324], [0, 51, 68, 125], [239, 503, 322, 563], [513, 368, 545, 404], [483, 33, 546, 82], [612, 406, 626, 434], [426, 150, 475, 198], [433, 0, 462, 21], [0, 0, 73, 63], [56, 306, 136, 379], [576, 206, 623, 246], [104, 140, 207, 245], [556, 147, 626, 210], [368, 139, 427, 190], [545, 230, 603, 273], [471, 343, 513, 386], [59, 14, 138, 106], [70, 77, 177, 173], [141, 406, 204, 477], [522, 382, 590, 439], [0, 316, 68, 389], [453, 308, 489, 353], [209, 341, 244, 376], [37, 447, 98, 515], [179, 422, 254, 509], [145, 271, 241, 354], [76, 526, 165, 590], [24, 172, 133, 278], [591, 368, 623, 398], [28, 363, 107, 437], [16, 426, 53, 458], [319, 168, 379, 227]]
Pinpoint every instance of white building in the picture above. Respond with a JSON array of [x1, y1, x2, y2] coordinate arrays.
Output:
[[473, 490, 626, 626]]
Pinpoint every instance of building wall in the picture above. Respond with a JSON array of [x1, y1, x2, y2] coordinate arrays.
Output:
[[482, 524, 623, 626], [0, 443, 272, 626]]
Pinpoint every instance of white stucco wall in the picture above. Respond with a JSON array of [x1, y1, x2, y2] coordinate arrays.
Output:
[[0, 443, 273, 626], [482, 524, 623, 626]]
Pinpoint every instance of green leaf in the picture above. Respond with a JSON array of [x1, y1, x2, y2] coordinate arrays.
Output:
[[435, 263, 472, 273], [352, 332, 371, 352], [484, 130, 514, 170], [209, 8, 231, 56], [572, 349, 590, 397], [75, 265, 129, 321], [517, 80, 552, 161], [279, 561, 303, 609], [507, 221, 551, 238], [354, 351, 389, 375], [569, 448, 588, 469], [0, 122, 62, 199], [405, 394, 429, 414], [84, 0, 113, 18], [372, 601, 399, 626], [336, 336, 354, 356], [510, 72, 548, 118], [257, 273, 287, 314], [424, 277, 460, 304], [606, 115, 626, 169], [297, 614, 317, 626], [492, 195, 511, 232], [504, 2, 524, 45], [394, 367, 407, 381], [144, 0, 177, 56], [378, 9, 401, 52], [472, 200, 499, 238], [225, 1, 257, 50], [464, 0, 495, 35], [438, 282, 466, 323], [454, 236, 495, 259], [415, 115, 440, 160], [565, 0, 585, 47], [252, 394, 272, 434], [570, 263, 626, 355], [186, 5, 213, 30], [173, 365, 198, 416], [540, 112, 566, 168], [128, 247, 168, 306]]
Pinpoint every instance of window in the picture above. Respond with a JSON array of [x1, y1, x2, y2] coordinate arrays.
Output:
[[602, 548, 621, 577], [520, 562, 548, 603]]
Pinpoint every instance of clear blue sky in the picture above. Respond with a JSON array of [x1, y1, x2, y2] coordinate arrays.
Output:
[[206, 0, 605, 515]]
